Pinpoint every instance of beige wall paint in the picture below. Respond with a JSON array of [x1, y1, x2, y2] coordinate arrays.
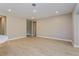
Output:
[[37, 13, 73, 41], [6, 16, 26, 39]]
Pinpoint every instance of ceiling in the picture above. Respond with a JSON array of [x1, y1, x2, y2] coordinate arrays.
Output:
[[0, 3, 76, 19]]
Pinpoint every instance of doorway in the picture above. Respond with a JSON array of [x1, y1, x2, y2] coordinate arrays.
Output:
[[32, 21, 36, 37], [27, 20, 37, 37], [27, 20, 32, 37], [0, 16, 6, 35]]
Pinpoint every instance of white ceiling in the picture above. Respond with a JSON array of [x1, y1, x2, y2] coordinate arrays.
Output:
[[0, 3, 76, 19]]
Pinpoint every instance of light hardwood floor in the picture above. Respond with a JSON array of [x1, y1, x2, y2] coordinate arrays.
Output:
[[0, 37, 79, 56]]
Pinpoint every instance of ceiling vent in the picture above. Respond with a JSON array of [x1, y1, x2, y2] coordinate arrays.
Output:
[[32, 3, 36, 7]]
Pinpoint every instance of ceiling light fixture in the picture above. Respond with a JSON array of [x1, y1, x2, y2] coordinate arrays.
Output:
[[8, 9, 12, 12], [32, 3, 37, 20], [32, 17, 35, 19], [33, 9, 37, 13], [56, 11, 59, 13]]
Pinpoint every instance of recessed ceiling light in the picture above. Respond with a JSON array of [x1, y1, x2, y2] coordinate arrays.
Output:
[[33, 9, 37, 13], [56, 11, 59, 13], [8, 9, 12, 12], [32, 17, 35, 19]]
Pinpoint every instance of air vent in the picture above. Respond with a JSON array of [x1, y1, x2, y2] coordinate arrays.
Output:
[[32, 3, 36, 7]]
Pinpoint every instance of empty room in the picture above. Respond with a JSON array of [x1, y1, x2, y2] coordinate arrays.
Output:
[[0, 3, 79, 56]]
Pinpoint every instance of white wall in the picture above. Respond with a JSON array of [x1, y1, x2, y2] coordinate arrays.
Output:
[[37, 13, 73, 41], [73, 14, 79, 47], [72, 4, 79, 47], [6, 16, 26, 39], [75, 15, 79, 45]]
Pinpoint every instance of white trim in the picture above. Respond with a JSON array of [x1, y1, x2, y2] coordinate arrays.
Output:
[[37, 35, 72, 42], [8, 35, 72, 42], [8, 36, 26, 41]]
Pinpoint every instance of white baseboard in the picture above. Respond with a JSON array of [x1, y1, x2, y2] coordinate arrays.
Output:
[[9, 36, 26, 41], [8, 35, 72, 42], [37, 35, 72, 42]]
